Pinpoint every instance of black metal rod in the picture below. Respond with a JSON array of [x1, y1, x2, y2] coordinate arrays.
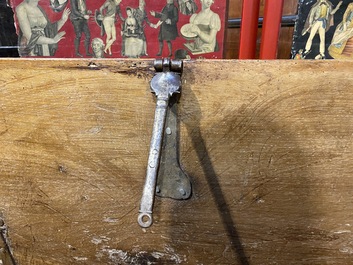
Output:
[[228, 15, 297, 28]]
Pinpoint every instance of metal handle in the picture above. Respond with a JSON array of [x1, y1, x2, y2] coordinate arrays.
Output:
[[138, 58, 183, 228], [138, 99, 168, 228]]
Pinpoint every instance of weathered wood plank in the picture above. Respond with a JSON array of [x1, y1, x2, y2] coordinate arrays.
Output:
[[0, 59, 352, 264]]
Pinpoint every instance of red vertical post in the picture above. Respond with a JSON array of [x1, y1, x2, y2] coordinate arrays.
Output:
[[239, 0, 261, 59], [259, 0, 284, 59]]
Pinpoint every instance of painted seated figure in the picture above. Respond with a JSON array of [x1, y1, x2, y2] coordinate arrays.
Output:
[[183, 0, 220, 55]]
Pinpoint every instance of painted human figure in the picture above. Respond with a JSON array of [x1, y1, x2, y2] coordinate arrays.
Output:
[[150, 0, 178, 57], [91, 37, 104, 58], [134, 0, 152, 56], [188, 0, 220, 54], [122, 7, 143, 57], [49, 0, 68, 13], [178, 0, 197, 15], [16, 0, 70, 56], [70, 0, 92, 57], [301, 0, 343, 59], [330, 3, 353, 52], [98, 0, 123, 56]]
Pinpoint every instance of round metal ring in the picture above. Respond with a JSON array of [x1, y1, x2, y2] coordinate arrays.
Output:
[[137, 212, 153, 228]]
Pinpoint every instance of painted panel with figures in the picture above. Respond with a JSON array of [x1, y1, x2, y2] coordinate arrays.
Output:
[[9, 0, 228, 59], [291, 0, 353, 59]]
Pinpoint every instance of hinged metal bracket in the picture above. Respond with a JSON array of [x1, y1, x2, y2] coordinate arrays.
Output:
[[138, 58, 192, 228]]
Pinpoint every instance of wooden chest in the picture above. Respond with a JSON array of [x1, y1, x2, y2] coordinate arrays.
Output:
[[0, 59, 352, 264]]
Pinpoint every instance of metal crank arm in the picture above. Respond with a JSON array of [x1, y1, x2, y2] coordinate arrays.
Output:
[[138, 58, 184, 228]]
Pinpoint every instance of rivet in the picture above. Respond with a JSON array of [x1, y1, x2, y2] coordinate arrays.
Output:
[[179, 188, 186, 196]]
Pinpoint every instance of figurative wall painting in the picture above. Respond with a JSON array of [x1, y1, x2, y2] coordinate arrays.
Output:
[[292, 0, 353, 59], [9, 0, 228, 59]]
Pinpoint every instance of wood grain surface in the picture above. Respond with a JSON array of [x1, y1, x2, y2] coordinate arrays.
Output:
[[0, 59, 352, 265]]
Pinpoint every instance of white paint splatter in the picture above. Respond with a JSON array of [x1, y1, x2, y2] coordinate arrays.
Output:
[[164, 245, 183, 263], [91, 237, 103, 245], [97, 245, 185, 264], [151, 251, 165, 259], [107, 249, 129, 262], [334, 230, 351, 234], [91, 235, 111, 245], [103, 217, 119, 223], [339, 247, 353, 254], [87, 126, 103, 134], [73, 257, 88, 261]]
